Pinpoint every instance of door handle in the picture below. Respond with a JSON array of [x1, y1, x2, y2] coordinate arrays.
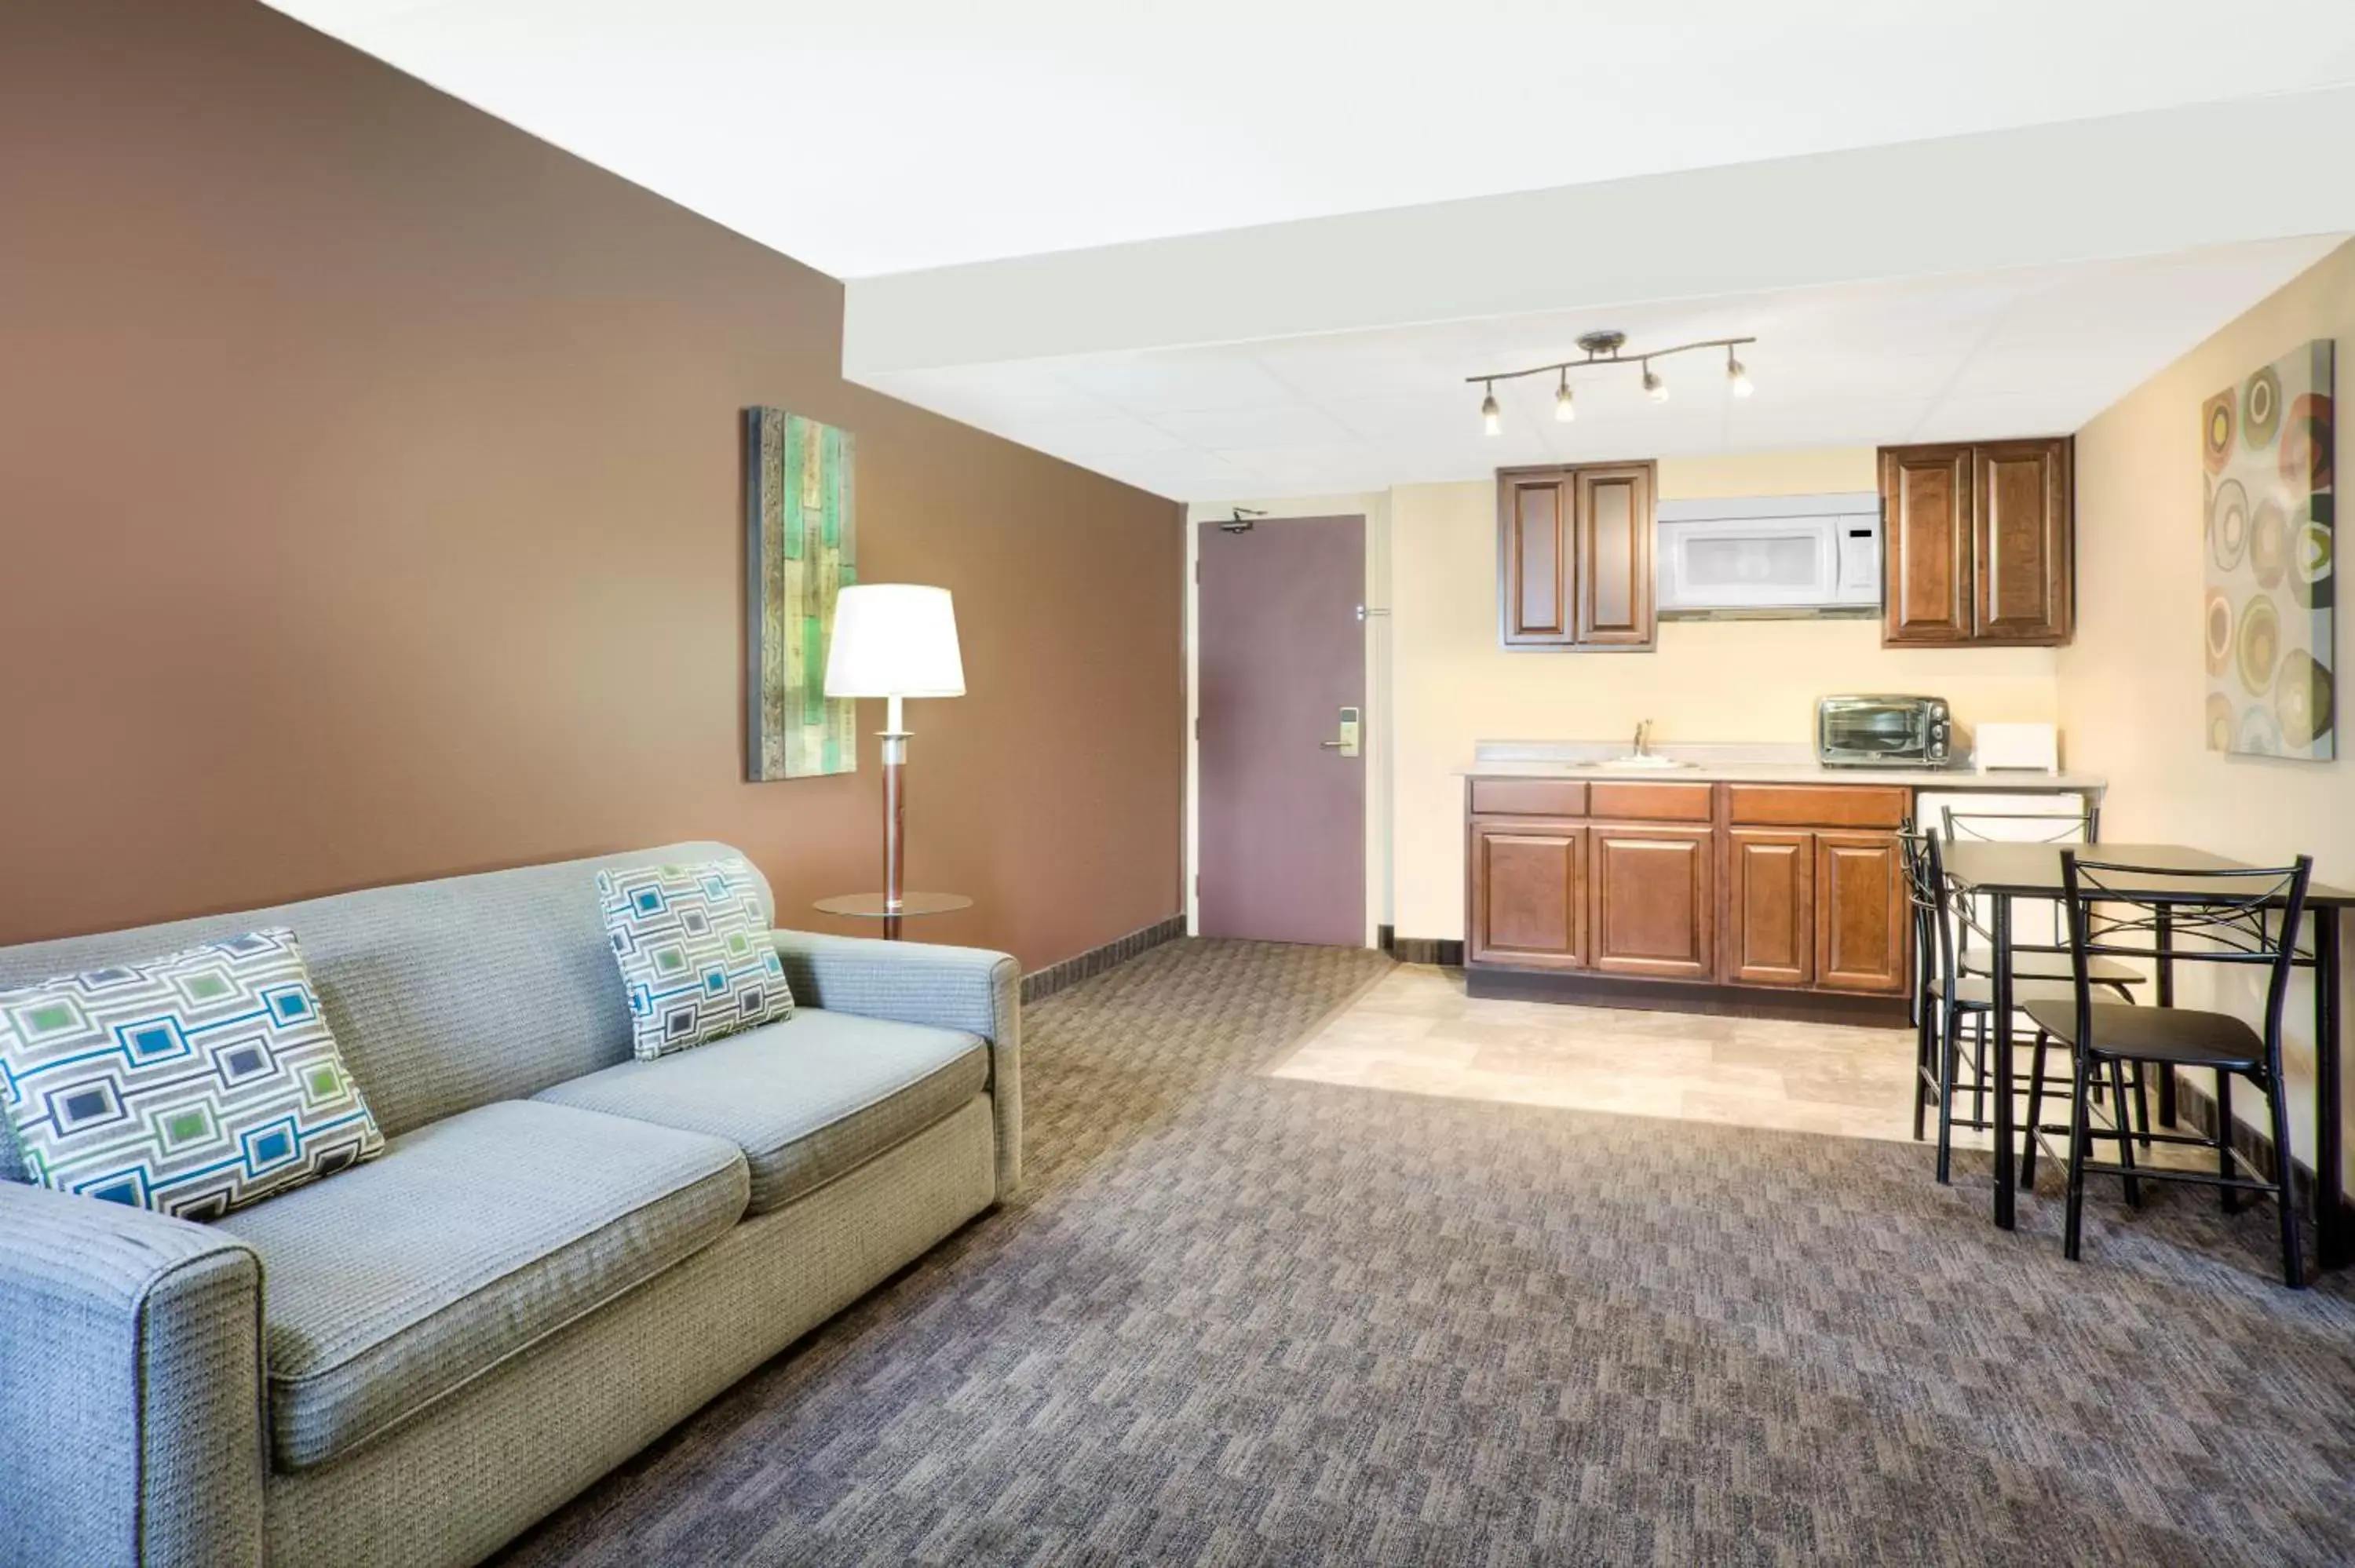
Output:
[[1324, 706, 1361, 757]]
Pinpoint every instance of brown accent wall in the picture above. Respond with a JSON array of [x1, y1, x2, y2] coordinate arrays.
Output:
[[0, 0, 1184, 972]]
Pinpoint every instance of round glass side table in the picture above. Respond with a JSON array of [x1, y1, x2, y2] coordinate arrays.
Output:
[[812, 891, 973, 941]]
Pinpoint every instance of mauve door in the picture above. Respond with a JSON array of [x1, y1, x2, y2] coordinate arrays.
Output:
[[1198, 516, 1367, 946]]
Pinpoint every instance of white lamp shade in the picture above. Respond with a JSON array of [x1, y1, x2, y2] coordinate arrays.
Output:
[[823, 584, 966, 699]]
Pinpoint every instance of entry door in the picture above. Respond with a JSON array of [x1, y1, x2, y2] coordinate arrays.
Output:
[[1198, 516, 1367, 945]]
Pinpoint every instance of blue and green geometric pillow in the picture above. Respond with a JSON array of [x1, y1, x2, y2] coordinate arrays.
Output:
[[597, 858, 793, 1062], [0, 928, 383, 1221]]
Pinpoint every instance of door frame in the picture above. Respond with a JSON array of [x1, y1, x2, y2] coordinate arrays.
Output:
[[1184, 498, 1393, 948]]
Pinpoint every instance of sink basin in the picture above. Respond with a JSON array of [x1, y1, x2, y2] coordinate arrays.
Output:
[[1602, 754, 1696, 769]]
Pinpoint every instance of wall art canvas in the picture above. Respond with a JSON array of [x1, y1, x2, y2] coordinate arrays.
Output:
[[745, 408, 858, 779], [2203, 340, 2335, 759]]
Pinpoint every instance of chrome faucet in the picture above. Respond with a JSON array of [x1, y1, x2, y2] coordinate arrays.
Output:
[[1634, 720, 1652, 757]]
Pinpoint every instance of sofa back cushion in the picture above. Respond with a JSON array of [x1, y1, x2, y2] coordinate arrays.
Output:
[[0, 843, 767, 1183]]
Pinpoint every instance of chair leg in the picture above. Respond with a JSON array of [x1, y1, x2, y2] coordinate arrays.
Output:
[[1934, 1001, 1961, 1185], [2262, 1066, 2306, 1289], [2064, 1056, 2091, 1262], [1911, 992, 1933, 1143], [2109, 1056, 2141, 1210], [2132, 1063, 2153, 1152], [2021, 1029, 2050, 1192], [2216, 1072, 2237, 1214], [1971, 1012, 1987, 1129]]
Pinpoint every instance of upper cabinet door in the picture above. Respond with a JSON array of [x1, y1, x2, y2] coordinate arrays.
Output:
[[1973, 438, 2073, 644], [1575, 463, 1656, 648], [1498, 468, 1575, 645], [1880, 445, 1973, 644]]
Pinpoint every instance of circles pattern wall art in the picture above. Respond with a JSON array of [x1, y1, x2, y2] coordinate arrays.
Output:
[[2201, 340, 2335, 759]]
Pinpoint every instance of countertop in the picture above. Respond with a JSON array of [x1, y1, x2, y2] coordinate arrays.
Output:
[[1460, 741, 2105, 792]]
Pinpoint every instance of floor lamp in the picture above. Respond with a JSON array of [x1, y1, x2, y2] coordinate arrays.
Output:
[[823, 585, 966, 938]]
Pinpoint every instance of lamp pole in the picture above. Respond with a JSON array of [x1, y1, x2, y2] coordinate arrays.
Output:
[[880, 692, 907, 939]]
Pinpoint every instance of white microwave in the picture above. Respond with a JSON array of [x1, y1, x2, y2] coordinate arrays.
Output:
[[1656, 491, 1882, 614]]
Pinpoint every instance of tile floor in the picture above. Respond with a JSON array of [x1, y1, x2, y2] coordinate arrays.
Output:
[[1269, 965, 1932, 1141], [1271, 965, 2214, 1172]]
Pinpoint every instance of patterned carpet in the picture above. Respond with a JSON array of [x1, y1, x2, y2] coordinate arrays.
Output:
[[495, 940, 2355, 1566]]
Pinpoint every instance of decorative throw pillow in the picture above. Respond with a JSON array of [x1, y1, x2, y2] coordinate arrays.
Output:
[[0, 928, 383, 1220], [597, 857, 793, 1060]]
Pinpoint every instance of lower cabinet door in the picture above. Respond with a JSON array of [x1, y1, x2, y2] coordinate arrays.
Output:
[[1590, 826, 1714, 979], [1468, 819, 1586, 968], [1725, 830, 1816, 986], [1815, 833, 1908, 993]]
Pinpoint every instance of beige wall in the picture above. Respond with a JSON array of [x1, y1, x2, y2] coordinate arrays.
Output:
[[1391, 447, 2061, 939], [2060, 238, 2355, 1180]]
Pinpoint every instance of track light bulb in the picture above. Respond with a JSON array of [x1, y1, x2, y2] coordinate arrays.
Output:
[[1643, 363, 1668, 403], [1554, 374, 1575, 423], [1480, 384, 1501, 436], [1727, 350, 1753, 398]]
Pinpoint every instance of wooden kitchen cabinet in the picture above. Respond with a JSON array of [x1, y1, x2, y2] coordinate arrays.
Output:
[[1974, 439, 2073, 643], [1467, 818, 1586, 969], [1590, 826, 1714, 979], [1879, 438, 2072, 647], [1880, 444, 1973, 644], [1724, 830, 1816, 987], [1497, 461, 1656, 651], [1498, 469, 1575, 645], [1814, 833, 1908, 994], [1466, 778, 1909, 1013]]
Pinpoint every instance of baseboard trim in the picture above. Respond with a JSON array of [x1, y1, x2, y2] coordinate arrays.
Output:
[[1020, 915, 1185, 1005], [1465, 965, 1911, 1026], [2167, 1071, 2353, 1234], [1386, 933, 1465, 967]]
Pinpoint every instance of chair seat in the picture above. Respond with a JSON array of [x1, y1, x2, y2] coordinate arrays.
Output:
[[2021, 1000, 2269, 1069], [1930, 973, 2090, 1009], [216, 1099, 748, 1471], [1959, 949, 2145, 986], [533, 1008, 988, 1217]]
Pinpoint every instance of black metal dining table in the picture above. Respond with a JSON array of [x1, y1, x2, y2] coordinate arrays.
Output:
[[1941, 841, 2354, 1271]]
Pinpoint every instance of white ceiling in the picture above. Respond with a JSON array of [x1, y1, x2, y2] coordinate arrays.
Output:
[[267, 0, 2355, 279], [860, 239, 2346, 500]]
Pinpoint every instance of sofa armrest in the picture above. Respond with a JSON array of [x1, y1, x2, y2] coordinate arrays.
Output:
[[0, 1181, 265, 1567], [771, 930, 1023, 1198]]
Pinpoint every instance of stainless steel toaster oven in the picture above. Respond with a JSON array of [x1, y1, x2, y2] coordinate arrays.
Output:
[[1816, 695, 1952, 768]]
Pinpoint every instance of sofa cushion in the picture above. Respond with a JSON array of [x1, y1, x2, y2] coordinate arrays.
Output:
[[532, 1008, 988, 1216], [597, 858, 793, 1060], [0, 928, 383, 1220], [215, 1099, 747, 1470]]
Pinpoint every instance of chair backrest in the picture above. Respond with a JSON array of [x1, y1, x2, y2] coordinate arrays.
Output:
[[1897, 826, 1959, 1000], [0, 841, 766, 1182], [1941, 804, 2100, 844], [2056, 851, 2313, 1047], [1941, 804, 2095, 954]]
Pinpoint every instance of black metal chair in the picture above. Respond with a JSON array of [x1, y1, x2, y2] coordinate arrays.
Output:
[[1941, 804, 2140, 986], [2024, 851, 2313, 1286], [1901, 828, 2116, 1184], [1941, 805, 2150, 1144]]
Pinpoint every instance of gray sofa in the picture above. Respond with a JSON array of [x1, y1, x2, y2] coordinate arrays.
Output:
[[0, 842, 1020, 1567]]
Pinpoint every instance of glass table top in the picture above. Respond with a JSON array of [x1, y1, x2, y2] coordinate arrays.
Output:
[[811, 892, 973, 919]]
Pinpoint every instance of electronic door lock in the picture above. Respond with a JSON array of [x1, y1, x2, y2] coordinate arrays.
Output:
[[1321, 706, 1361, 757]]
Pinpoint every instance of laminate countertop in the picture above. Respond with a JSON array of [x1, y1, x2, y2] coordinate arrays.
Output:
[[1458, 742, 2104, 792]]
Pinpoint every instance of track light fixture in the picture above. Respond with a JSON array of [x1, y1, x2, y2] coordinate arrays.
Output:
[[1467, 330, 1755, 431]]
